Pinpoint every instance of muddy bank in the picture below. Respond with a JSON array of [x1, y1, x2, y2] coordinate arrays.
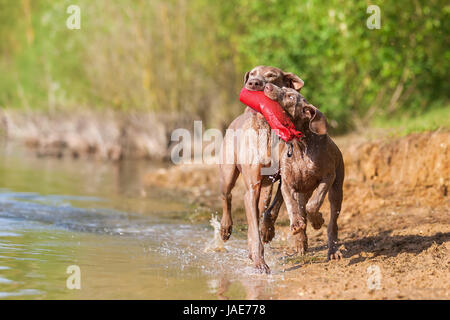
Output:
[[144, 130, 449, 217], [0, 109, 195, 161]]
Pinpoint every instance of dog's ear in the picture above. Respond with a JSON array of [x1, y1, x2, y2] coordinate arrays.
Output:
[[243, 71, 250, 85], [284, 72, 304, 91], [303, 105, 327, 135]]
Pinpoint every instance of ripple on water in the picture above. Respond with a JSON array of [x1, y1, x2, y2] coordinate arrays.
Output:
[[0, 289, 44, 298], [0, 188, 281, 299], [0, 232, 21, 237], [0, 277, 14, 284]]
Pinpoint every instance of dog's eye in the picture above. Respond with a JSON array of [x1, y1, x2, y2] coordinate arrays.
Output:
[[288, 95, 295, 101], [265, 73, 276, 78]]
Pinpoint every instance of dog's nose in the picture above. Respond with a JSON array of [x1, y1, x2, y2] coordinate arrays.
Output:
[[247, 78, 264, 90], [265, 83, 274, 92]]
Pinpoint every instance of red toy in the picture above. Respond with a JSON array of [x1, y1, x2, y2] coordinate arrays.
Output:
[[239, 88, 302, 142]]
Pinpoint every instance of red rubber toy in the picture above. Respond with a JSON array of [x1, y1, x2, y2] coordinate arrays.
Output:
[[239, 88, 302, 142]]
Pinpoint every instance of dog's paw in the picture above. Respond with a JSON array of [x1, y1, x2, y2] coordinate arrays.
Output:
[[255, 261, 271, 274], [220, 224, 232, 241], [309, 211, 324, 230], [327, 250, 343, 261], [295, 232, 308, 256], [290, 218, 306, 235]]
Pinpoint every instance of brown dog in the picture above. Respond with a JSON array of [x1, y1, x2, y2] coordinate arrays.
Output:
[[263, 83, 344, 260], [219, 66, 304, 273]]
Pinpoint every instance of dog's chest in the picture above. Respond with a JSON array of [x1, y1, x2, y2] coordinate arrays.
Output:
[[281, 152, 321, 192]]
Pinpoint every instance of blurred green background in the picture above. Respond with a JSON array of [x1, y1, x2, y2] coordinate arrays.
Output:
[[0, 0, 449, 133]]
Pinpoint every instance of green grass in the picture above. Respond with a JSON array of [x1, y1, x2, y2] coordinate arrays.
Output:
[[371, 105, 450, 136]]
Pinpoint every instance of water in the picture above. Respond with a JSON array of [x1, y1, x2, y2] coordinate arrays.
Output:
[[0, 143, 284, 299]]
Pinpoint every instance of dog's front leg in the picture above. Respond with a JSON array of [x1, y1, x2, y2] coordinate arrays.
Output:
[[261, 180, 283, 243], [281, 182, 308, 255], [244, 178, 270, 274], [305, 175, 334, 230]]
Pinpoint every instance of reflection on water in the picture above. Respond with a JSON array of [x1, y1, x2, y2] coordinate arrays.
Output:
[[0, 143, 286, 299]]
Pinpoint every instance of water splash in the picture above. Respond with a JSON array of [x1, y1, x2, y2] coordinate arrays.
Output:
[[204, 215, 227, 253]]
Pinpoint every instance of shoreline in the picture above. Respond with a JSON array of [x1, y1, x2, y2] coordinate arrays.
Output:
[[144, 129, 449, 212], [0, 108, 196, 161]]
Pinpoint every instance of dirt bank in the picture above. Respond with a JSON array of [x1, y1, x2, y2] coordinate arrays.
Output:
[[144, 130, 449, 214], [143, 130, 450, 299]]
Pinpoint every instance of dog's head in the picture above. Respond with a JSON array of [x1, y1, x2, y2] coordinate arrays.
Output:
[[244, 66, 304, 92], [264, 83, 327, 135]]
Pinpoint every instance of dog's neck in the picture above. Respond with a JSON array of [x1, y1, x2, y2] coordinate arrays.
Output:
[[292, 119, 327, 151]]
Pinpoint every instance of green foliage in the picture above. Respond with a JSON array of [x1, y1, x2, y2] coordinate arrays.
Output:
[[0, 0, 448, 132], [229, 0, 449, 131], [372, 104, 450, 135]]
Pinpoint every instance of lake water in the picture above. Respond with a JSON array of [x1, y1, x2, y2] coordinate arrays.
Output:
[[0, 142, 287, 299]]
